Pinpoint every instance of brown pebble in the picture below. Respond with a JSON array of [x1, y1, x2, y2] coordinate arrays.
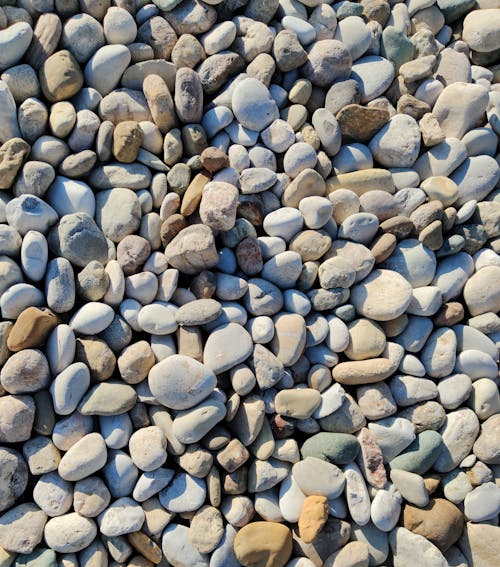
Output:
[[403, 498, 464, 552], [423, 474, 441, 494], [190, 270, 216, 299], [160, 214, 187, 246], [113, 121, 143, 163], [7, 307, 59, 352], [236, 237, 263, 276], [371, 233, 397, 263], [238, 195, 264, 226], [380, 216, 414, 239], [433, 302, 464, 327], [75, 337, 116, 382], [180, 170, 212, 217], [200, 147, 229, 172]]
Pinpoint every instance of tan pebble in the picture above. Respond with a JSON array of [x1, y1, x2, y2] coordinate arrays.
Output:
[[299, 495, 329, 544]]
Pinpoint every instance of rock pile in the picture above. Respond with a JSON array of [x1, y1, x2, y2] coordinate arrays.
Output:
[[0, 0, 499, 566]]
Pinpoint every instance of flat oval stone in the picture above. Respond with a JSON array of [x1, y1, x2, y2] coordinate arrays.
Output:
[[50, 362, 90, 416], [58, 433, 107, 481], [148, 354, 216, 410], [381, 239, 436, 288], [176, 298, 222, 325], [232, 78, 279, 132], [97, 496, 145, 536], [78, 382, 137, 416], [234, 522, 292, 567], [270, 313, 307, 367], [203, 322, 253, 374], [159, 473, 206, 513], [293, 456, 345, 499], [44, 513, 97, 553], [301, 432, 359, 465], [421, 327, 457, 379], [433, 408, 480, 473], [351, 269, 413, 321], [172, 398, 227, 444]]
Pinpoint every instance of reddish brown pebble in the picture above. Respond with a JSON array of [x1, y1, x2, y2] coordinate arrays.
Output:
[[200, 147, 230, 172], [236, 237, 264, 276]]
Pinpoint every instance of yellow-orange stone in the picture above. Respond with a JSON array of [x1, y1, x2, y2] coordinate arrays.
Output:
[[299, 495, 329, 543]]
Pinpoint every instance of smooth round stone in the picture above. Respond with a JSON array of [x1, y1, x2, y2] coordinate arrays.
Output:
[[6, 195, 58, 236], [148, 354, 216, 410], [46, 324, 75, 375], [34, 475, 71, 518], [0, 22, 33, 71], [343, 462, 370, 525], [162, 523, 209, 567], [261, 119, 296, 153], [293, 457, 343, 501], [463, 265, 500, 316], [337, 212, 379, 245], [173, 398, 227, 444], [246, 316, 275, 344], [0, 447, 28, 513], [283, 143, 318, 178], [368, 417, 416, 462], [137, 301, 178, 334], [345, 319, 386, 361], [128, 426, 167, 471], [58, 433, 107, 482], [262, 251, 303, 289], [455, 349, 498, 380], [84, 45, 131, 96], [132, 468, 175, 502], [102, 449, 138, 499], [270, 313, 306, 367], [334, 16, 371, 61], [232, 78, 279, 132], [421, 328, 457, 379], [351, 269, 413, 321], [389, 430, 443, 474], [463, 9, 500, 52], [381, 239, 436, 288], [301, 432, 359, 465], [46, 176, 95, 218], [50, 363, 90, 416], [234, 522, 292, 567], [433, 408, 480, 473], [431, 252, 474, 302], [470, 378, 500, 420], [0, 283, 44, 320], [437, 373, 472, 410], [351, 55, 395, 103], [464, 482, 500, 522], [351, 523, 389, 566], [264, 208, 304, 241], [371, 485, 402, 532], [103, 6, 137, 44], [325, 240, 375, 283], [298, 197, 333, 230], [369, 114, 421, 168], [20, 231, 48, 283], [203, 323, 253, 374], [95, 187, 141, 243], [99, 414, 132, 449], [175, 298, 222, 326], [98, 497, 145, 536], [390, 469, 429, 507], [301, 39, 352, 88], [44, 513, 97, 553], [325, 316, 350, 352], [69, 302, 114, 335], [159, 473, 206, 513]]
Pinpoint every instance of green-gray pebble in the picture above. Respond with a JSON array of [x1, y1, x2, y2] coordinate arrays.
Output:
[[389, 430, 443, 474], [78, 382, 137, 416], [301, 432, 360, 465]]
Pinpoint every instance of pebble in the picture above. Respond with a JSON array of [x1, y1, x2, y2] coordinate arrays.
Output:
[[0, 1, 497, 565]]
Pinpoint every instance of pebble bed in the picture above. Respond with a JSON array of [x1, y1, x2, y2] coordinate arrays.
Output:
[[0, 0, 500, 566]]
